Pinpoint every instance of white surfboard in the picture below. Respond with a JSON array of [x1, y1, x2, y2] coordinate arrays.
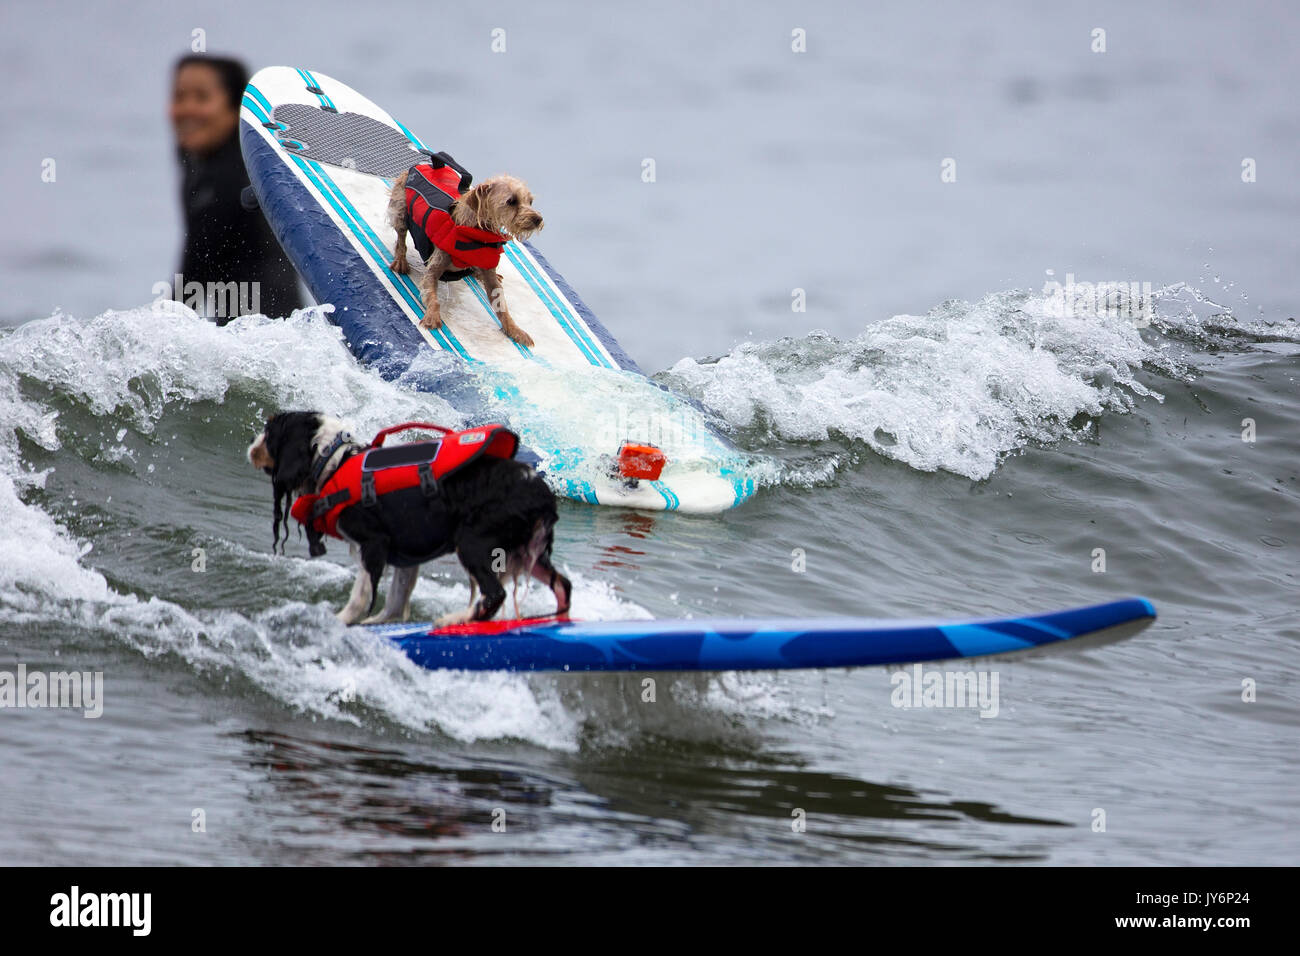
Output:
[[239, 66, 756, 513]]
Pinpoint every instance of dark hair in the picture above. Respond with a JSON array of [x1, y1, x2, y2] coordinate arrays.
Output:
[[173, 54, 249, 110]]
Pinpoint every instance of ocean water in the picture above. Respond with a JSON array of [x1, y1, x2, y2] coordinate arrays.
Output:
[[1, 0, 1297, 865]]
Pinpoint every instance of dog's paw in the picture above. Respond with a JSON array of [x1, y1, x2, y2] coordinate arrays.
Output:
[[361, 608, 412, 625], [390, 256, 410, 275], [504, 325, 534, 348], [435, 608, 473, 627], [419, 312, 444, 331]]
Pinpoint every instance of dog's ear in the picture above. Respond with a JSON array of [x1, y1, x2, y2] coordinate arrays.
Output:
[[261, 412, 319, 554], [459, 183, 487, 222], [265, 413, 315, 491], [271, 436, 313, 492]]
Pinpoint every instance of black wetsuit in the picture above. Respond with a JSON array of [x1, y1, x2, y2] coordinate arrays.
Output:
[[177, 134, 303, 323]]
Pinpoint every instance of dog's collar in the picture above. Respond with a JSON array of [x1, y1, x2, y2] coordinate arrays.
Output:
[[309, 432, 360, 491]]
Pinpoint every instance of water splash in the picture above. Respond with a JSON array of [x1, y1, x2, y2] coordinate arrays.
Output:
[[661, 284, 1295, 482]]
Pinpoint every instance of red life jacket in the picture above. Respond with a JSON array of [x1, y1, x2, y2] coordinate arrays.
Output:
[[290, 424, 519, 540], [404, 154, 507, 277]]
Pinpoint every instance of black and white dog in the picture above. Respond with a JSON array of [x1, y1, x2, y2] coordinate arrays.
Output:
[[248, 411, 571, 626]]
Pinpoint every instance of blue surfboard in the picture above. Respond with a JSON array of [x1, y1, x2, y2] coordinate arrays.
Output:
[[240, 66, 756, 513], [364, 598, 1156, 672]]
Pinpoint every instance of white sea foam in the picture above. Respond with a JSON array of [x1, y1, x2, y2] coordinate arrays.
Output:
[[659, 284, 1285, 482], [0, 303, 462, 441]]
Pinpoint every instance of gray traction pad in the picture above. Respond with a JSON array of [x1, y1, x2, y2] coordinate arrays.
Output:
[[270, 103, 425, 178]]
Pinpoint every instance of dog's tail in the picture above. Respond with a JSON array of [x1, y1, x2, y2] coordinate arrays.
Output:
[[526, 515, 571, 616], [524, 517, 552, 575], [505, 517, 557, 618]]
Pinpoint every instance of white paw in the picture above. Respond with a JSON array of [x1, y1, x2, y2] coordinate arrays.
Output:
[[435, 608, 474, 627]]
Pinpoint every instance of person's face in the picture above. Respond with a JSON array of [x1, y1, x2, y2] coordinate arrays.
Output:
[[170, 63, 238, 155]]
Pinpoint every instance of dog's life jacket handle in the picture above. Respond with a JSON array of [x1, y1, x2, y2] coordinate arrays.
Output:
[[369, 421, 454, 448], [420, 150, 473, 193]]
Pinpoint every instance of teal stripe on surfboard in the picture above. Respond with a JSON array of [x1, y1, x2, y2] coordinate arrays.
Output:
[[503, 243, 613, 369], [461, 274, 533, 358], [297, 67, 337, 111]]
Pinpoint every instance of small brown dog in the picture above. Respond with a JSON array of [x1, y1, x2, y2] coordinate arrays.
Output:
[[387, 156, 542, 347]]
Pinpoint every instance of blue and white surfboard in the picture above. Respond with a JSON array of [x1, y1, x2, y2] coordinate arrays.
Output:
[[239, 66, 756, 513], [367, 598, 1157, 672]]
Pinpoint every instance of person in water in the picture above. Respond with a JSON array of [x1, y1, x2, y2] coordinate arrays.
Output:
[[171, 54, 302, 323]]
